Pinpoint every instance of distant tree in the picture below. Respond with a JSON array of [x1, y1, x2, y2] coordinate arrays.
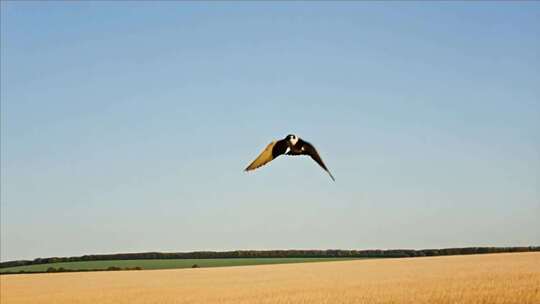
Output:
[[2, 246, 539, 270]]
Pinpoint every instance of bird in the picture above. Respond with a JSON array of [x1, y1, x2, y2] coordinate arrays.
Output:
[[244, 134, 335, 181]]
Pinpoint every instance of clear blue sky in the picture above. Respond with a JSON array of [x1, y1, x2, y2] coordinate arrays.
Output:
[[1, 1, 539, 261]]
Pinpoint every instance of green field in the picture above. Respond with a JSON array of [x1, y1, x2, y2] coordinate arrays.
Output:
[[0, 258, 363, 274]]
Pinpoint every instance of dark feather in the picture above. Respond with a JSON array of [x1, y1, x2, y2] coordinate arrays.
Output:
[[272, 139, 289, 158], [301, 140, 335, 181]]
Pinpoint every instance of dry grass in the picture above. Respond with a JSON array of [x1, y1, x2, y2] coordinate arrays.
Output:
[[1, 252, 539, 304]]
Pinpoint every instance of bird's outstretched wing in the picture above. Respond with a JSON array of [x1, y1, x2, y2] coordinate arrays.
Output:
[[245, 139, 288, 172], [302, 141, 335, 181]]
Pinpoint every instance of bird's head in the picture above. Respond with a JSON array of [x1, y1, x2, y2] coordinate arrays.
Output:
[[286, 134, 299, 145]]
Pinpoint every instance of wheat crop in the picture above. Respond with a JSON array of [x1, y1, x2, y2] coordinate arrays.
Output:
[[1, 252, 539, 304]]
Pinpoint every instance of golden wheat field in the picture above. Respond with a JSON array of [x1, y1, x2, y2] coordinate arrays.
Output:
[[1, 252, 539, 304]]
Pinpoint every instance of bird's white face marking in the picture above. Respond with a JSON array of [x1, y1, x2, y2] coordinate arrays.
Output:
[[289, 135, 299, 146]]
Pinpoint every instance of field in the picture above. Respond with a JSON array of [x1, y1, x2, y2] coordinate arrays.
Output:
[[0, 257, 360, 274], [1, 252, 539, 304]]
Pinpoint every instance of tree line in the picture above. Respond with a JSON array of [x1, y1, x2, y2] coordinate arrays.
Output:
[[1, 246, 538, 269], [1, 266, 143, 275]]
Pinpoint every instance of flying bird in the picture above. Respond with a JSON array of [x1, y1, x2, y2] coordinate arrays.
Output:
[[244, 134, 335, 181]]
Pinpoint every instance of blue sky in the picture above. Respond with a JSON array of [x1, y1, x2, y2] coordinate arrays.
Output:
[[1, 2, 539, 261]]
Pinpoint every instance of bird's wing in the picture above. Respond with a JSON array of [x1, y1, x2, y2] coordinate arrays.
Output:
[[245, 139, 288, 172], [302, 141, 335, 181]]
